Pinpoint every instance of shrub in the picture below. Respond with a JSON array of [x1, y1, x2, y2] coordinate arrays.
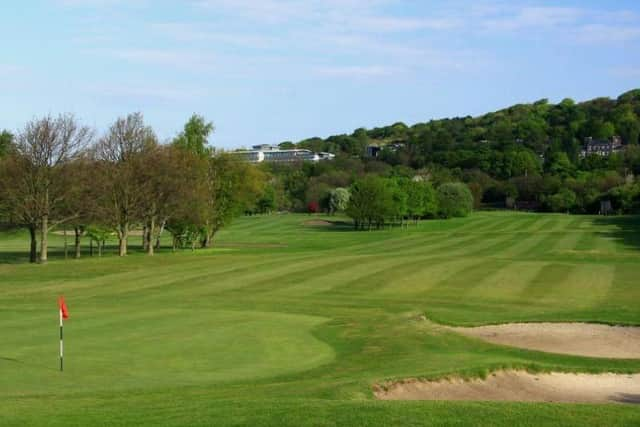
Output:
[[437, 183, 473, 218]]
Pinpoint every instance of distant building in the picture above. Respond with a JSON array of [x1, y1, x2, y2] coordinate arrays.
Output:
[[232, 145, 335, 163], [580, 136, 624, 157], [365, 142, 404, 158], [366, 145, 382, 158]]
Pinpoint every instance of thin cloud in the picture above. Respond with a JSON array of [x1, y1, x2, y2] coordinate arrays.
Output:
[[86, 83, 202, 102], [480, 6, 584, 32], [314, 65, 399, 78], [151, 23, 277, 49], [576, 24, 640, 43], [87, 48, 217, 72]]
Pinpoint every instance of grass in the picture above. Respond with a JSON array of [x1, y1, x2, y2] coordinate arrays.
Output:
[[1, 212, 640, 426]]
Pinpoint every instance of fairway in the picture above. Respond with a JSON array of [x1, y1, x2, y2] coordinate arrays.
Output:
[[2, 212, 640, 426]]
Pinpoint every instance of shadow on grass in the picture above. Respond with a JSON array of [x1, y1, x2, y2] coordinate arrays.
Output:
[[305, 220, 356, 232], [593, 215, 640, 252], [611, 393, 640, 404], [0, 243, 175, 265]]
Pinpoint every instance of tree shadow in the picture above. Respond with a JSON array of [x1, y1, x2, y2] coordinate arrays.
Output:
[[0, 241, 169, 265], [610, 393, 640, 404], [593, 215, 640, 252], [305, 220, 357, 233]]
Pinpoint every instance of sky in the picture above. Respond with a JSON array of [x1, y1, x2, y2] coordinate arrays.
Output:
[[1, 1, 639, 149]]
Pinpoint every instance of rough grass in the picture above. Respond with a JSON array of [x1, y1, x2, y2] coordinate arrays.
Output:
[[1, 212, 640, 426]]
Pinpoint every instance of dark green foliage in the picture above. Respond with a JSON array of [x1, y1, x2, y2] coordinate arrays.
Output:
[[437, 183, 474, 218], [0, 130, 13, 157], [346, 176, 394, 229]]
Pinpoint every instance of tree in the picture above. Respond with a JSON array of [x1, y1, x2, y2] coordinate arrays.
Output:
[[13, 114, 93, 263], [388, 178, 408, 226], [95, 113, 156, 256], [0, 130, 14, 157], [546, 188, 577, 213], [328, 188, 350, 214], [0, 154, 41, 262], [307, 201, 319, 213], [57, 156, 98, 259], [200, 154, 266, 247], [138, 145, 201, 255], [437, 183, 473, 218], [257, 185, 278, 214], [346, 176, 393, 230], [172, 114, 215, 158]]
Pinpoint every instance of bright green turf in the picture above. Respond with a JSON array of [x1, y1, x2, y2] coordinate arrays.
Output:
[[1, 212, 640, 426]]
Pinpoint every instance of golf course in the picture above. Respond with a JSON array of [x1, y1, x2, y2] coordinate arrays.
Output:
[[2, 212, 640, 426]]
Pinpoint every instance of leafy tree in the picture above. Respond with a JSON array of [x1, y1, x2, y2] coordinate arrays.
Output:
[[546, 151, 576, 178], [172, 114, 214, 158], [437, 183, 473, 218], [400, 179, 427, 223], [346, 176, 393, 230], [546, 188, 577, 213], [307, 201, 319, 213], [0, 130, 13, 157], [328, 188, 350, 214], [257, 185, 278, 214], [608, 184, 640, 214]]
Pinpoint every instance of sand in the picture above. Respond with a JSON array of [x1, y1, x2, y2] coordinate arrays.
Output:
[[375, 371, 640, 404], [451, 322, 640, 359]]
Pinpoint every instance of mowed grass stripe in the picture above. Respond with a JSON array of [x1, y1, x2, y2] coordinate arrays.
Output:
[[467, 261, 548, 301], [422, 258, 506, 298]]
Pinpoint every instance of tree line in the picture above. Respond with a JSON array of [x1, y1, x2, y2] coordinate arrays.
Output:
[[265, 89, 640, 215], [0, 113, 266, 263], [342, 177, 472, 230]]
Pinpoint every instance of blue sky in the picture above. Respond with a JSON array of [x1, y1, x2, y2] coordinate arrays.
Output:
[[1, 1, 639, 148]]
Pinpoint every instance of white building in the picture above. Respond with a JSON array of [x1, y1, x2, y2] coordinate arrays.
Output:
[[232, 145, 335, 163]]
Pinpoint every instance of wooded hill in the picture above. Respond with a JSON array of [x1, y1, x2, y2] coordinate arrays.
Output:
[[263, 89, 640, 215], [292, 89, 640, 173]]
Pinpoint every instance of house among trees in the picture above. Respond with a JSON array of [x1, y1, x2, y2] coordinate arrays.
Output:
[[580, 136, 624, 157], [366, 144, 382, 158], [366, 142, 405, 158], [233, 145, 335, 163]]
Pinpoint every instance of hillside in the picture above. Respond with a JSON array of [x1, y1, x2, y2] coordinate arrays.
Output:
[[260, 90, 640, 215], [293, 89, 640, 166]]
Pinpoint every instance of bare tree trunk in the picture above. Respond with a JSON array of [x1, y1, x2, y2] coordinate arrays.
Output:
[[74, 226, 82, 259], [64, 226, 69, 260], [119, 237, 127, 256], [201, 232, 211, 248], [89, 239, 94, 257], [118, 223, 128, 256], [28, 225, 37, 263], [155, 219, 166, 250], [147, 217, 155, 256], [142, 224, 148, 251], [99, 240, 104, 257], [40, 213, 48, 264]]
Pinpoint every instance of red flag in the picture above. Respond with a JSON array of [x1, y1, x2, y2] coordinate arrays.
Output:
[[58, 296, 69, 319]]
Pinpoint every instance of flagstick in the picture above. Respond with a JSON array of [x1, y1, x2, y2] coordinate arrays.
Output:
[[59, 308, 64, 372]]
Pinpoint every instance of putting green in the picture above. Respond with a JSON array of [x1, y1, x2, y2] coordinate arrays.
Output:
[[2, 309, 333, 394]]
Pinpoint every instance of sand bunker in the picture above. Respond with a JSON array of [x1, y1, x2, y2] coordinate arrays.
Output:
[[375, 371, 640, 404], [451, 322, 640, 359]]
